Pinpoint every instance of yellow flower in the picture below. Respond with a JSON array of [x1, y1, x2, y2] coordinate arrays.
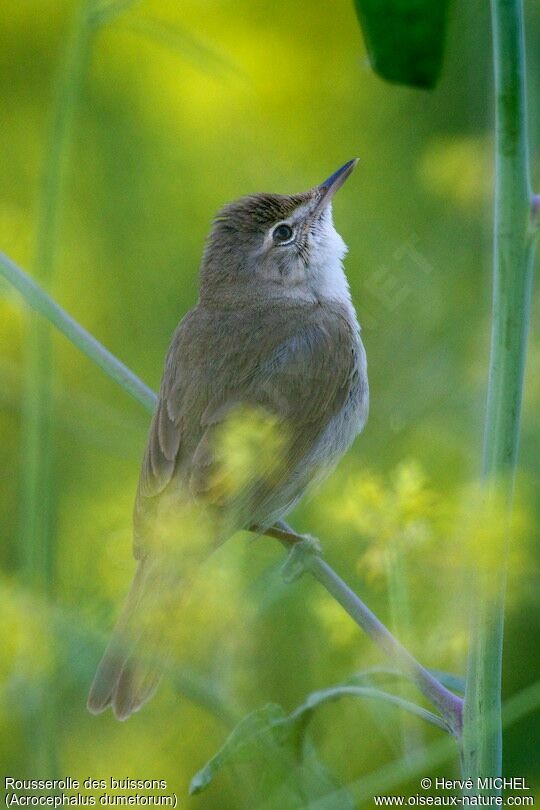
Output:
[[325, 460, 439, 584], [0, 578, 53, 688]]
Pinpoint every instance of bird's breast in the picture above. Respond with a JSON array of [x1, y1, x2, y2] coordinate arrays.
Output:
[[317, 333, 368, 462]]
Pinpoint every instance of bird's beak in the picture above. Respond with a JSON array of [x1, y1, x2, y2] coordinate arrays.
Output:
[[314, 158, 359, 215]]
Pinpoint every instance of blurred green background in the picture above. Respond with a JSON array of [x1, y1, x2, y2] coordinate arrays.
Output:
[[1, 0, 539, 806]]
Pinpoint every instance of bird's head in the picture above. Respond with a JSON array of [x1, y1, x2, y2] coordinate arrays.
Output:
[[200, 159, 358, 307]]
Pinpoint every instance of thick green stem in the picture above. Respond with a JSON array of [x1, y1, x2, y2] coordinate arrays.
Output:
[[462, 0, 536, 787], [314, 678, 540, 809]]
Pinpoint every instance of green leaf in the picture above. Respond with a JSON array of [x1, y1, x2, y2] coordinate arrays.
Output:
[[347, 666, 466, 697], [292, 738, 356, 810], [287, 685, 446, 734], [189, 681, 447, 801], [189, 701, 356, 807], [189, 704, 288, 795], [352, 0, 451, 89]]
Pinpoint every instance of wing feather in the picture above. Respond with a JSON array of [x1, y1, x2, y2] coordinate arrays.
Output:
[[133, 301, 364, 556]]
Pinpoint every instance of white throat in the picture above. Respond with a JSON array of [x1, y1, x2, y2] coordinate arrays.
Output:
[[307, 216, 356, 320]]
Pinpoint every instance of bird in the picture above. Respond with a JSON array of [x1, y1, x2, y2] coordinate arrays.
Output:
[[87, 159, 369, 720]]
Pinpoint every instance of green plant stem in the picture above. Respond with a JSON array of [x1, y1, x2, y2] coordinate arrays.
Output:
[[310, 558, 462, 735], [266, 525, 463, 737], [21, 0, 95, 779], [462, 0, 537, 787], [0, 252, 156, 412], [313, 677, 540, 810], [23, 0, 94, 588], [0, 250, 463, 739]]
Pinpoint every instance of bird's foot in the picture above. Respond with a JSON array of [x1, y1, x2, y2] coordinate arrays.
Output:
[[281, 534, 322, 583]]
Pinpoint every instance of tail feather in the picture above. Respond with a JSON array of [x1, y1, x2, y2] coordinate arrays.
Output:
[[87, 645, 130, 716], [87, 560, 163, 720], [112, 660, 161, 721]]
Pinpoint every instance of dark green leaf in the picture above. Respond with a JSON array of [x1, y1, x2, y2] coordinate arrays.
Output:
[[353, 0, 451, 89]]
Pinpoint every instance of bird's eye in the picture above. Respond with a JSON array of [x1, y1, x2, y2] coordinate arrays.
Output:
[[272, 223, 294, 243]]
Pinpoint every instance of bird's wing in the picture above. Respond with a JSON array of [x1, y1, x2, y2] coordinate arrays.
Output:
[[133, 308, 207, 557], [133, 302, 362, 557], [137, 400, 180, 500]]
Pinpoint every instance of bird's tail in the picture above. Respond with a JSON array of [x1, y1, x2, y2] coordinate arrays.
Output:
[[87, 559, 170, 721]]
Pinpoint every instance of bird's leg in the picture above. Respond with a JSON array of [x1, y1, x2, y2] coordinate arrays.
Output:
[[252, 520, 323, 582]]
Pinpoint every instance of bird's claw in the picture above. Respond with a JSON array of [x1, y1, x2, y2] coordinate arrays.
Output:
[[281, 534, 322, 583]]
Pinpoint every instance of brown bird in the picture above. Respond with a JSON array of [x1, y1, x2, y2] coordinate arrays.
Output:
[[87, 160, 368, 720]]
